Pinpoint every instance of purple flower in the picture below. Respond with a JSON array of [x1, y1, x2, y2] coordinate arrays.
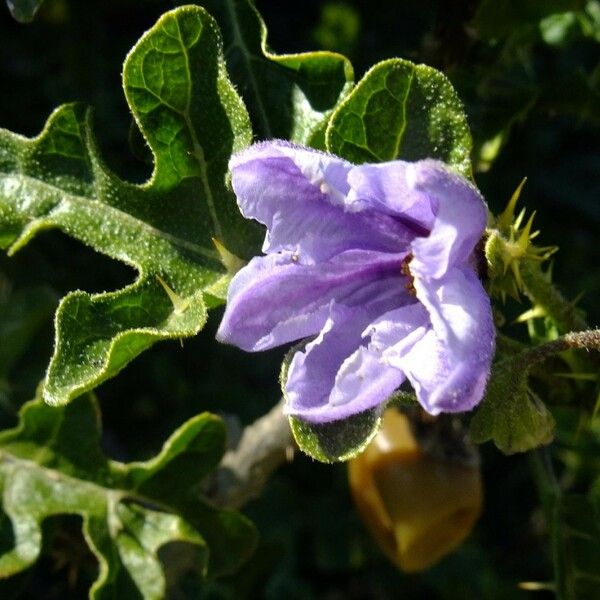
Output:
[[217, 141, 495, 424]]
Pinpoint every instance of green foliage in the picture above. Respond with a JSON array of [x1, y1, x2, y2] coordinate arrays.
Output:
[[539, 8, 600, 46], [313, 2, 361, 58], [1, 0, 599, 596], [326, 58, 472, 177], [474, 0, 583, 41], [5, 0, 45, 23], [0, 6, 260, 406], [195, 0, 354, 147], [470, 356, 555, 454], [286, 391, 415, 463], [469, 0, 600, 170], [552, 493, 600, 599], [0, 391, 256, 598]]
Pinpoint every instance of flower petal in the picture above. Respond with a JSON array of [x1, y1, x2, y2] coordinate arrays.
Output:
[[346, 161, 437, 234], [407, 160, 487, 279], [216, 249, 405, 352], [230, 141, 412, 263], [402, 266, 495, 413], [284, 283, 407, 424], [365, 302, 430, 362]]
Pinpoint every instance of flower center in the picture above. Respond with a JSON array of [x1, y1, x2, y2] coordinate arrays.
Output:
[[401, 254, 417, 296]]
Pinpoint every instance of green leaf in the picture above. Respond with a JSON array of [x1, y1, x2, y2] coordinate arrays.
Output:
[[552, 493, 600, 599], [196, 0, 354, 147], [0, 6, 261, 405], [0, 391, 257, 597], [469, 357, 555, 454], [280, 343, 381, 463], [540, 11, 580, 46], [5, 0, 45, 23], [326, 58, 472, 176]]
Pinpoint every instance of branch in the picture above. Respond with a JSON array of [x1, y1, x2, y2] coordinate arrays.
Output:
[[208, 398, 295, 510], [205, 331, 600, 509], [524, 329, 600, 365]]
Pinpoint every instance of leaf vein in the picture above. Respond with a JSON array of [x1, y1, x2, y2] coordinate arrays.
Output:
[[3, 174, 219, 262], [173, 15, 223, 241]]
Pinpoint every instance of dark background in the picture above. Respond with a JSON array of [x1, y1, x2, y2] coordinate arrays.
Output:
[[1, 0, 598, 597]]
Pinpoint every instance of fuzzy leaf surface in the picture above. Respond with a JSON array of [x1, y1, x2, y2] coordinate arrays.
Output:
[[196, 0, 354, 147], [469, 357, 555, 454], [289, 411, 382, 463], [326, 58, 472, 176], [0, 6, 260, 405], [0, 392, 256, 597]]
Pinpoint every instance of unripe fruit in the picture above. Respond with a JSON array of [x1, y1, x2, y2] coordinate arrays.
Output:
[[348, 409, 482, 572]]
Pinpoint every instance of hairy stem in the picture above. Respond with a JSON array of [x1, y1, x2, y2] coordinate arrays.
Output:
[[520, 260, 588, 333], [523, 329, 600, 366]]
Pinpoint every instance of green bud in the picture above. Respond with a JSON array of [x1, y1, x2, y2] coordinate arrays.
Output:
[[485, 180, 556, 302]]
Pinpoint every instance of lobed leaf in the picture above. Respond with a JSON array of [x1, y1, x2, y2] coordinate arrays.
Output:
[[0, 6, 261, 406], [196, 0, 354, 147], [326, 58, 472, 177], [0, 391, 257, 597]]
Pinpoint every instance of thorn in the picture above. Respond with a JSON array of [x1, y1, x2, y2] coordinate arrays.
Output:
[[571, 291, 585, 307], [543, 262, 554, 280], [498, 177, 527, 233], [285, 445, 295, 462], [156, 275, 191, 315], [509, 261, 523, 290], [552, 372, 598, 381], [518, 581, 555, 592], [517, 211, 536, 252], [212, 238, 246, 274], [514, 305, 547, 323], [514, 207, 527, 230], [593, 391, 600, 420]]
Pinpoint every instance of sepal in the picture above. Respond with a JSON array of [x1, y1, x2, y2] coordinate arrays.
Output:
[[469, 355, 555, 454]]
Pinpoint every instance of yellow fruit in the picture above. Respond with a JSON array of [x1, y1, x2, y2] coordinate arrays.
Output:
[[348, 409, 482, 572]]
